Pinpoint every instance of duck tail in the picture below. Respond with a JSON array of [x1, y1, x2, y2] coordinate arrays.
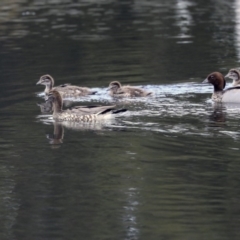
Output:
[[99, 108, 127, 115], [112, 108, 127, 114]]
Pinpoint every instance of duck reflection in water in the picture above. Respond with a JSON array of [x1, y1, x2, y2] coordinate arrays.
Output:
[[209, 102, 240, 127], [37, 99, 74, 114], [208, 103, 227, 127], [46, 122, 64, 146], [45, 119, 118, 146], [37, 101, 53, 114]]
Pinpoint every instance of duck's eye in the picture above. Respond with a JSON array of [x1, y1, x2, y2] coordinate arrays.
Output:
[[210, 75, 214, 79]]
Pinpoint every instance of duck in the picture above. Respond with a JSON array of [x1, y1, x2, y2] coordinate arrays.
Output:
[[225, 68, 240, 87], [36, 74, 97, 98], [202, 71, 240, 102], [45, 90, 127, 122], [108, 81, 152, 97]]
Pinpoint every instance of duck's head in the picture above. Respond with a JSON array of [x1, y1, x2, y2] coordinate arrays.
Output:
[[202, 72, 226, 91], [225, 69, 240, 87], [108, 81, 122, 93], [37, 74, 54, 88], [45, 90, 62, 113]]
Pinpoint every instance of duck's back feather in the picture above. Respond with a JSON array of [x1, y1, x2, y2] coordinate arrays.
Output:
[[53, 85, 96, 97], [69, 105, 116, 115], [54, 105, 126, 122], [114, 86, 152, 97], [59, 83, 71, 87], [222, 87, 240, 102]]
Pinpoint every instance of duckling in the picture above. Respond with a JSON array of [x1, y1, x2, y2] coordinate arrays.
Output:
[[202, 72, 240, 102], [36, 74, 97, 98], [108, 81, 152, 97], [225, 68, 240, 87], [45, 90, 127, 122]]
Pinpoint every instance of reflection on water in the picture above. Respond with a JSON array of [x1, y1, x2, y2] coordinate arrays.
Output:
[[46, 123, 64, 145], [174, 0, 193, 44], [235, 0, 240, 61], [37, 101, 53, 114], [208, 103, 227, 127]]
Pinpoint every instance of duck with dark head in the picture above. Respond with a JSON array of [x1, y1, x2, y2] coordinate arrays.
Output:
[[202, 71, 240, 103], [36, 74, 97, 98], [45, 90, 127, 122], [108, 81, 152, 97]]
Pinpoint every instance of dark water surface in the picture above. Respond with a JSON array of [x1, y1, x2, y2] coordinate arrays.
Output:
[[1, 0, 240, 239]]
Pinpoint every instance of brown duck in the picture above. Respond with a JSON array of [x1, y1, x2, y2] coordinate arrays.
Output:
[[45, 90, 127, 122], [202, 71, 240, 103], [108, 81, 152, 97], [36, 74, 97, 98]]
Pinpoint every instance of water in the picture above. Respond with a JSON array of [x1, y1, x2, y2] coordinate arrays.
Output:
[[1, 0, 240, 239]]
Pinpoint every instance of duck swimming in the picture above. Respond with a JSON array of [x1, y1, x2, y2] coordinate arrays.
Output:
[[36, 74, 97, 98], [202, 71, 240, 103], [108, 81, 152, 97], [225, 68, 240, 87], [45, 90, 127, 122]]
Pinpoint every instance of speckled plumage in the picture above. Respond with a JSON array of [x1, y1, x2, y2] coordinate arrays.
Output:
[[45, 90, 127, 122], [108, 81, 152, 97], [211, 91, 223, 103], [37, 74, 97, 97]]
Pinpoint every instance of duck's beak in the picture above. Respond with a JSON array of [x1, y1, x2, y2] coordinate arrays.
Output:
[[106, 86, 112, 91], [202, 78, 209, 84], [36, 79, 42, 85], [224, 73, 230, 79]]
